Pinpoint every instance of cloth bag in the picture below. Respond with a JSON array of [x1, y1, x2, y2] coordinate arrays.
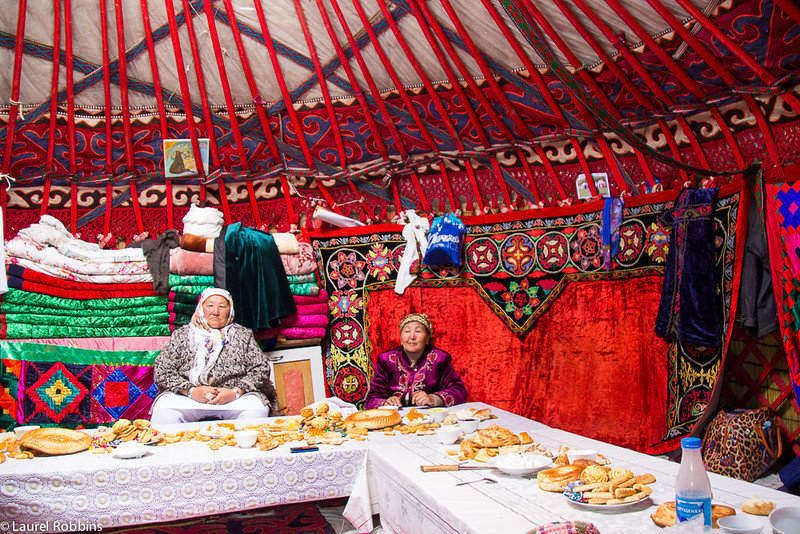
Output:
[[423, 213, 466, 267], [701, 407, 782, 482]]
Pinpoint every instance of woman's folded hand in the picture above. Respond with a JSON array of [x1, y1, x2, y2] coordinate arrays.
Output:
[[208, 388, 237, 405], [190, 385, 218, 403]]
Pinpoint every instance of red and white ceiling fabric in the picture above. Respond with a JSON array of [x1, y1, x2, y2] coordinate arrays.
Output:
[[0, 0, 798, 238]]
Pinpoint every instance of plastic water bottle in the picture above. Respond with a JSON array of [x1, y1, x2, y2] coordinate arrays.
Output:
[[675, 437, 712, 529]]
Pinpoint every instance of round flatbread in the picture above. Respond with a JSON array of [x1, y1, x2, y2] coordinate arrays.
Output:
[[19, 428, 91, 455], [344, 409, 401, 430]]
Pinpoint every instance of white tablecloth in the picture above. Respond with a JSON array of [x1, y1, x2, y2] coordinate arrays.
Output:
[[347, 403, 800, 534], [0, 421, 367, 530]]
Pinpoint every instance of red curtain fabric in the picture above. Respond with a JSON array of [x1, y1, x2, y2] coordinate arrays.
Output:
[[366, 276, 670, 451]]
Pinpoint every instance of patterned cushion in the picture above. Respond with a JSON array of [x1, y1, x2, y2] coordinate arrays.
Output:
[[0, 358, 20, 430], [90, 365, 158, 423], [21, 361, 92, 425]]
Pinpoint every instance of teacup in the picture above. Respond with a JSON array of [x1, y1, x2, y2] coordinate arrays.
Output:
[[566, 449, 597, 464], [235, 430, 259, 448], [438, 426, 462, 444], [429, 408, 447, 423], [770, 506, 800, 534], [458, 418, 480, 434], [13, 425, 40, 440]]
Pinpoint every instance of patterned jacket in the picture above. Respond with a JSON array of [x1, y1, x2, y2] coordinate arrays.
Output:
[[154, 324, 278, 409]]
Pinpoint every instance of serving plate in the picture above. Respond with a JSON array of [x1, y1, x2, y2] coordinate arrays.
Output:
[[564, 494, 650, 512]]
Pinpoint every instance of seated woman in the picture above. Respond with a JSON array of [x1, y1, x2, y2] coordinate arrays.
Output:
[[365, 313, 466, 408], [151, 288, 278, 424]]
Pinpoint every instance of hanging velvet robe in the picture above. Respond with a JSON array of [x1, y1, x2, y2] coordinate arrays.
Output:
[[655, 188, 722, 347]]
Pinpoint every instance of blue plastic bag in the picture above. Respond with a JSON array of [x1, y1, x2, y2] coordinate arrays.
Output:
[[423, 213, 466, 267]]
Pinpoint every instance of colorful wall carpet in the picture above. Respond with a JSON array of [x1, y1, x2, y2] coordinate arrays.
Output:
[[310, 184, 746, 453], [764, 178, 800, 410], [0, 342, 160, 429]]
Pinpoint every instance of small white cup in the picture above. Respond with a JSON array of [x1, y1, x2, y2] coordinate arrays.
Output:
[[235, 430, 258, 448], [14, 425, 40, 440], [438, 426, 462, 444], [458, 418, 479, 434], [566, 449, 597, 464], [429, 408, 447, 423]]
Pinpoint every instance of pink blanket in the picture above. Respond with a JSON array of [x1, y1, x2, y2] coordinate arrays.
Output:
[[293, 290, 328, 305], [281, 242, 318, 275], [295, 303, 328, 315], [280, 314, 329, 328], [170, 249, 214, 275], [278, 326, 327, 339]]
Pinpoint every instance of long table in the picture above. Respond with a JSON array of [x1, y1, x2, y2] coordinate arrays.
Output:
[[1, 404, 799, 533]]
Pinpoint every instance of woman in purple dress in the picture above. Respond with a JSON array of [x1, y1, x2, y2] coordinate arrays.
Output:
[[365, 313, 467, 408]]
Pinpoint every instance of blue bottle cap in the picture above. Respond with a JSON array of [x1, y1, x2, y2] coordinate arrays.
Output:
[[681, 437, 702, 449]]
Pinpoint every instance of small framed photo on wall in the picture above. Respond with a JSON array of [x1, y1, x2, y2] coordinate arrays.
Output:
[[163, 139, 210, 178], [576, 172, 610, 200]]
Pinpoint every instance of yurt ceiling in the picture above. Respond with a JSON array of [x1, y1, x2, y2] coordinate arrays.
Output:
[[1, 0, 798, 233]]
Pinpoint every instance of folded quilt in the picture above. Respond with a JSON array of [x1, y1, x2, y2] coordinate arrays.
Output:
[[275, 337, 323, 349], [7, 276, 157, 299], [18, 215, 146, 264], [0, 322, 170, 338], [289, 282, 319, 296], [7, 234, 151, 276], [0, 302, 166, 318], [169, 248, 214, 275], [280, 314, 329, 328], [295, 303, 328, 315], [280, 242, 317, 275], [287, 273, 317, 284], [1, 337, 170, 351], [168, 291, 201, 306], [7, 256, 153, 284], [168, 274, 215, 287], [166, 301, 196, 315], [277, 326, 327, 339], [0, 288, 166, 311], [2, 312, 169, 327], [7, 264, 153, 292], [168, 312, 192, 326], [293, 290, 329, 305]]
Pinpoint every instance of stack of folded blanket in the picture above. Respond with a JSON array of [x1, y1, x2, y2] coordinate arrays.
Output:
[[167, 274, 214, 330], [253, 242, 329, 349]]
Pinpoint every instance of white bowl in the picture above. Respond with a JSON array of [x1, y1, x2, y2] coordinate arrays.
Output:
[[235, 430, 259, 448], [112, 441, 148, 459], [770, 506, 800, 534], [437, 427, 462, 444], [429, 408, 447, 423], [717, 515, 764, 534], [13, 425, 40, 440], [566, 449, 597, 464], [493, 454, 552, 476], [458, 418, 479, 434]]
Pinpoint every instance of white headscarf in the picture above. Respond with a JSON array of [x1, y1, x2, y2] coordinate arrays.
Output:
[[188, 288, 235, 385]]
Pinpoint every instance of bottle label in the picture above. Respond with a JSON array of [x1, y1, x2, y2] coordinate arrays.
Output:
[[676, 495, 711, 527]]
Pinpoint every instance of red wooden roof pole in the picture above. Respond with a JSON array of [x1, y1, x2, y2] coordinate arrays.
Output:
[[376, 0, 500, 210], [42, 0, 61, 216], [674, 0, 800, 114], [0, 0, 27, 232], [294, 0, 369, 220], [351, 0, 437, 212], [226, 0, 306, 226], [554, 0, 697, 183], [203, 0, 262, 226], [64, 0, 80, 234], [328, 0, 408, 214], [252, 1, 344, 218], [417, 0, 564, 202], [406, 0, 526, 209], [437, 0, 536, 140], [549, 0, 660, 188], [315, 0, 387, 216], [482, 0, 617, 199], [413, 0, 545, 206], [164, 0, 208, 213], [100, 0, 115, 234], [246, 4, 298, 225], [182, 0, 230, 217], [139, 0, 174, 228], [113, 0, 145, 234]]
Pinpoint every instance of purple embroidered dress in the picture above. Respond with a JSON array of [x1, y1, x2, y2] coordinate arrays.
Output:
[[365, 346, 467, 409]]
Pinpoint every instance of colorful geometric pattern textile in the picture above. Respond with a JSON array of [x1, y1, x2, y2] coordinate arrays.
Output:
[[20, 360, 92, 425], [311, 186, 745, 448], [0, 342, 161, 429], [764, 180, 800, 410]]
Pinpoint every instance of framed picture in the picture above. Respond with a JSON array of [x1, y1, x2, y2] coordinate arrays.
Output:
[[163, 138, 210, 178], [576, 172, 610, 200]]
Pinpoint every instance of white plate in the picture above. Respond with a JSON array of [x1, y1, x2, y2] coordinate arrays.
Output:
[[492, 454, 552, 476], [564, 494, 651, 512], [112, 445, 149, 459]]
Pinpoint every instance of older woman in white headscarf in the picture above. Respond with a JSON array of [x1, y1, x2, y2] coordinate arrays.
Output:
[[151, 288, 278, 424]]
